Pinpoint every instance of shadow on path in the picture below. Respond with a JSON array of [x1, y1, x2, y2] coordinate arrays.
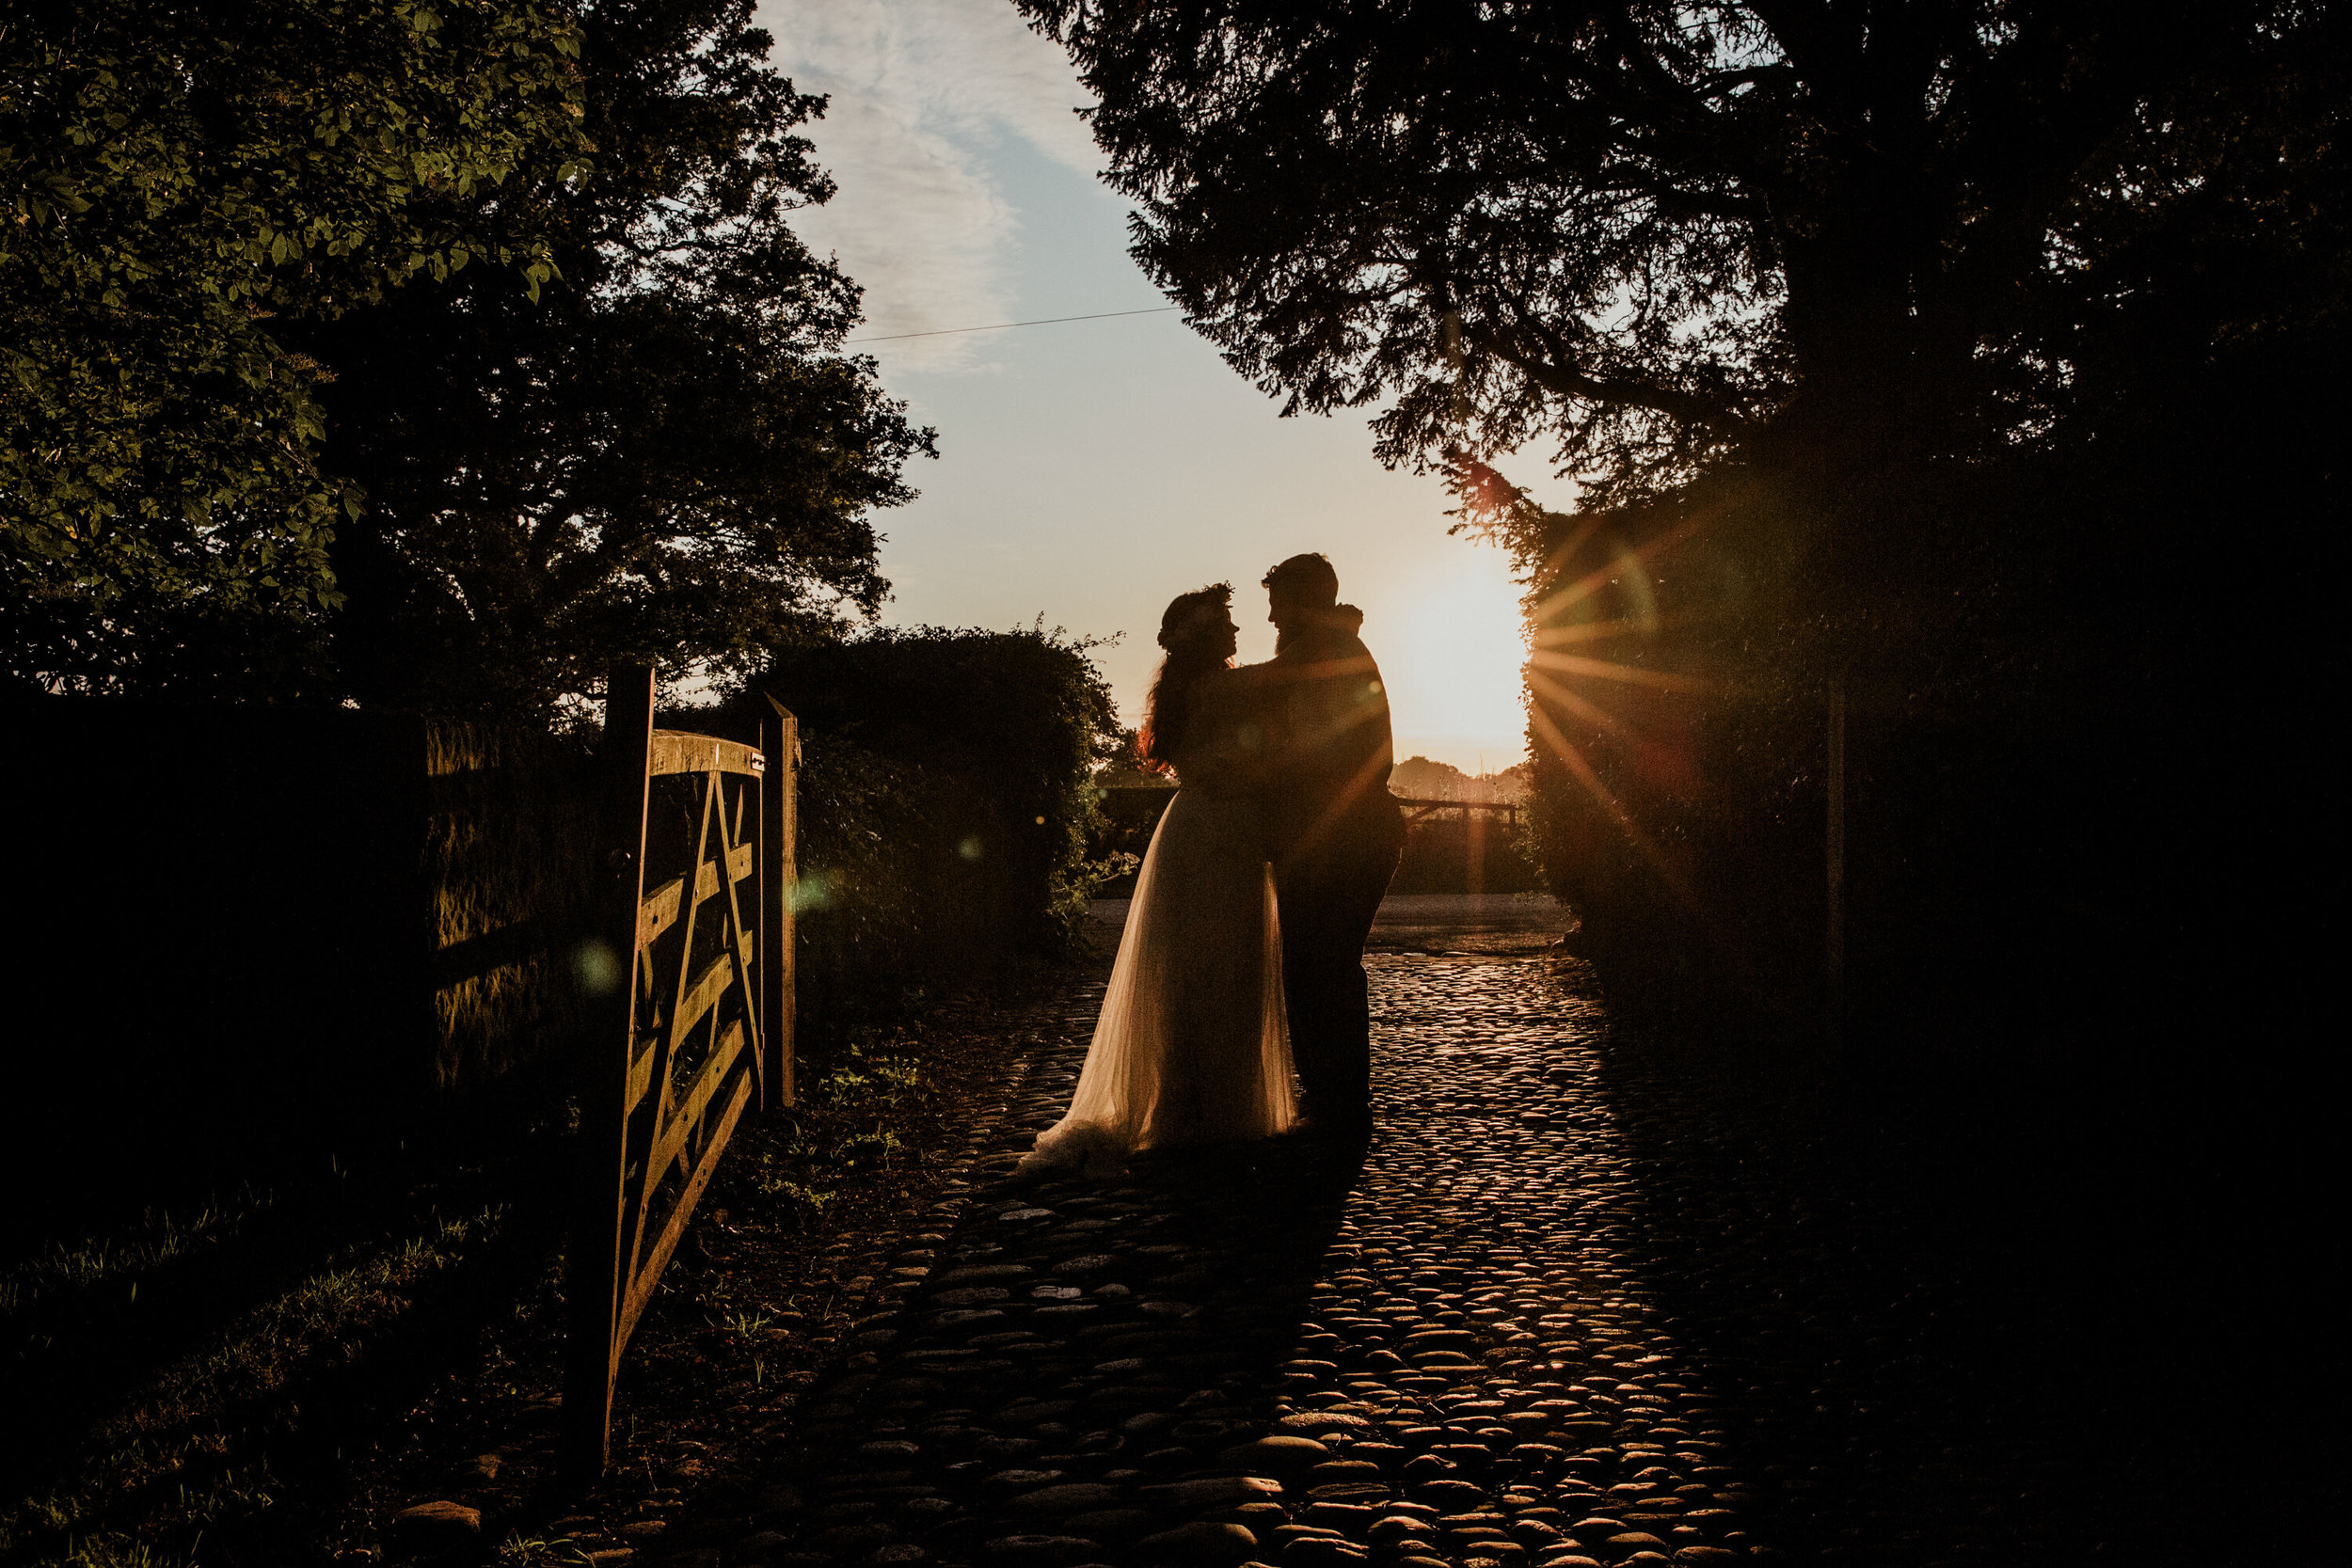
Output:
[[737, 1133, 1363, 1565], [700, 933, 2240, 1568], [1589, 985, 2234, 1567]]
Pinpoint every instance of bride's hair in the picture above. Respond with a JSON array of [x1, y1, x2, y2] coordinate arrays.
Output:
[[1137, 582, 1233, 773]]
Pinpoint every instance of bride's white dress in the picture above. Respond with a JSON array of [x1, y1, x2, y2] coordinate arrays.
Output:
[[1023, 685, 1296, 1172]]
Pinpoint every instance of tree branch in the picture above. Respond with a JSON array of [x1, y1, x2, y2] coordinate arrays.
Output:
[[1742, 0, 1856, 87], [1467, 319, 1747, 435]]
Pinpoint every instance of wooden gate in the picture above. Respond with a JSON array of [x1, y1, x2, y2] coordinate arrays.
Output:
[[562, 665, 797, 1478]]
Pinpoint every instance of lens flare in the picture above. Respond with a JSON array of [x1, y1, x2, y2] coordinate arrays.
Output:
[[1518, 505, 1732, 922], [1528, 703, 1698, 908]]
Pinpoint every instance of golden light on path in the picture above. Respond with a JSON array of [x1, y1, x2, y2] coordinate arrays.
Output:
[[1373, 544, 1529, 772]]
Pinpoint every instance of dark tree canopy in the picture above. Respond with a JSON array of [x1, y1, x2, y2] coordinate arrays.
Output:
[[1019, 0, 2345, 507], [1, 0, 591, 687], [302, 0, 932, 715], [6, 0, 931, 711]]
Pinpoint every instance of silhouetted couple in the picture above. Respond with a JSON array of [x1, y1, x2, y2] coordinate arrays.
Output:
[[1023, 554, 1405, 1174]]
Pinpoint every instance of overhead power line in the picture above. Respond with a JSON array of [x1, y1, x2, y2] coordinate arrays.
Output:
[[844, 306, 1180, 343]]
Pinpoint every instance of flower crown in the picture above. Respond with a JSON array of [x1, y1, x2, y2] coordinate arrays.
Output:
[[1156, 585, 1232, 653]]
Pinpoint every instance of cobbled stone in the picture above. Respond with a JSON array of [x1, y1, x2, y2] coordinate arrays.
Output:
[[1064, 1508, 1152, 1541], [977, 1536, 1100, 1565], [1135, 1519, 1261, 1564], [1145, 1476, 1284, 1510], [390, 1500, 480, 1540], [1218, 1436, 1327, 1471], [1009, 1483, 1126, 1514], [718, 941, 2204, 1568]]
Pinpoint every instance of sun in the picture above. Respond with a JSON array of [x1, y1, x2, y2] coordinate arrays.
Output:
[[1374, 545, 1528, 774]]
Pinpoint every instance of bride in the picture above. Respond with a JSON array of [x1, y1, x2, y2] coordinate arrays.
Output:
[[1022, 583, 1297, 1173]]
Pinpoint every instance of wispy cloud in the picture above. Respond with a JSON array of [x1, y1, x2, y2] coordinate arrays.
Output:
[[758, 0, 1102, 371]]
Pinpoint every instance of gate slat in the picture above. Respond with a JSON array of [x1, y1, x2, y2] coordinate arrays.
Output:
[[712, 789, 765, 1101], [625, 1040, 660, 1115], [638, 877, 684, 948], [636, 841, 752, 950], [616, 1070, 754, 1343], [669, 950, 737, 1049], [648, 731, 764, 778], [641, 1020, 747, 1187]]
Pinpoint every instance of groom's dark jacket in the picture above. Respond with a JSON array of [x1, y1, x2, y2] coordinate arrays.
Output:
[[1249, 605, 1401, 874]]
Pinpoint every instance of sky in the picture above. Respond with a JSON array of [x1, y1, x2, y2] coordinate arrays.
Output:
[[757, 0, 1564, 774]]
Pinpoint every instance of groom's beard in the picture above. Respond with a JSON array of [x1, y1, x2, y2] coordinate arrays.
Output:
[[1273, 617, 1324, 657], [1273, 615, 1338, 658]]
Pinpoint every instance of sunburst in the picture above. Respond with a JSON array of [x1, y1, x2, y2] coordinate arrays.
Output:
[[1513, 510, 1726, 915], [1526, 702, 1699, 906]]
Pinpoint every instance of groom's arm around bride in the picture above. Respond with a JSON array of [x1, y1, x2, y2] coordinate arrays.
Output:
[[1245, 553, 1406, 1134]]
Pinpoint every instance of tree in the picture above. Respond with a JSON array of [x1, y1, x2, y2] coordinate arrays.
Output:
[[1, 0, 590, 689], [1021, 0, 2347, 1061], [1015, 1, 2342, 510], [300, 0, 932, 716]]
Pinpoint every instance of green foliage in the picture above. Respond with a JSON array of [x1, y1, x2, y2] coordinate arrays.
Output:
[[302, 0, 932, 716], [1388, 816, 1542, 896], [718, 625, 1125, 1018], [1031, 0, 2346, 1039], [728, 1022, 935, 1228], [5, 0, 929, 711], [0, 0, 590, 681], [786, 734, 950, 1020]]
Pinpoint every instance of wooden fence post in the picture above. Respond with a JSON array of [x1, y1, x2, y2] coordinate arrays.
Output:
[[561, 663, 655, 1482], [762, 698, 798, 1109]]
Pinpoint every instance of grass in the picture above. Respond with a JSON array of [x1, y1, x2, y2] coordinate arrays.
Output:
[[740, 1032, 930, 1212], [0, 1193, 273, 1322], [0, 1122, 564, 1568], [0, 983, 1073, 1568], [493, 1534, 594, 1565]]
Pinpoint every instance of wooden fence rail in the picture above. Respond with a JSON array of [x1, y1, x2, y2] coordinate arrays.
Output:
[[1392, 795, 1521, 832], [562, 666, 797, 1480]]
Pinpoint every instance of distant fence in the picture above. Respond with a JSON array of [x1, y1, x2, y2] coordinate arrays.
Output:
[[1394, 795, 1521, 832], [1091, 785, 1534, 895], [561, 667, 798, 1479]]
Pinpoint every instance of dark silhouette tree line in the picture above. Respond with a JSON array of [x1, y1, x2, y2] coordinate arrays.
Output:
[[4, 0, 931, 713], [1019, 0, 2342, 505]]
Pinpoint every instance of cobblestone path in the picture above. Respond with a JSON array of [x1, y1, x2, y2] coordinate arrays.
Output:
[[719, 944, 2166, 1568]]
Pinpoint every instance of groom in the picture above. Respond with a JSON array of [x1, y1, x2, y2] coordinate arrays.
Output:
[[1251, 554, 1406, 1136]]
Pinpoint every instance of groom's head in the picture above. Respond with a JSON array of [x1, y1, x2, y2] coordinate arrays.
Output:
[[1263, 552, 1340, 629]]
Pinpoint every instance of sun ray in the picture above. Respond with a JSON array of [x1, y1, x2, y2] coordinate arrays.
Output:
[[1525, 667, 1637, 742], [1533, 557, 1642, 630], [1529, 514, 1705, 626], [1529, 649, 1716, 694], [1528, 703, 1699, 908], [1286, 751, 1401, 863], [1539, 513, 1606, 579], [1531, 610, 1696, 648]]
